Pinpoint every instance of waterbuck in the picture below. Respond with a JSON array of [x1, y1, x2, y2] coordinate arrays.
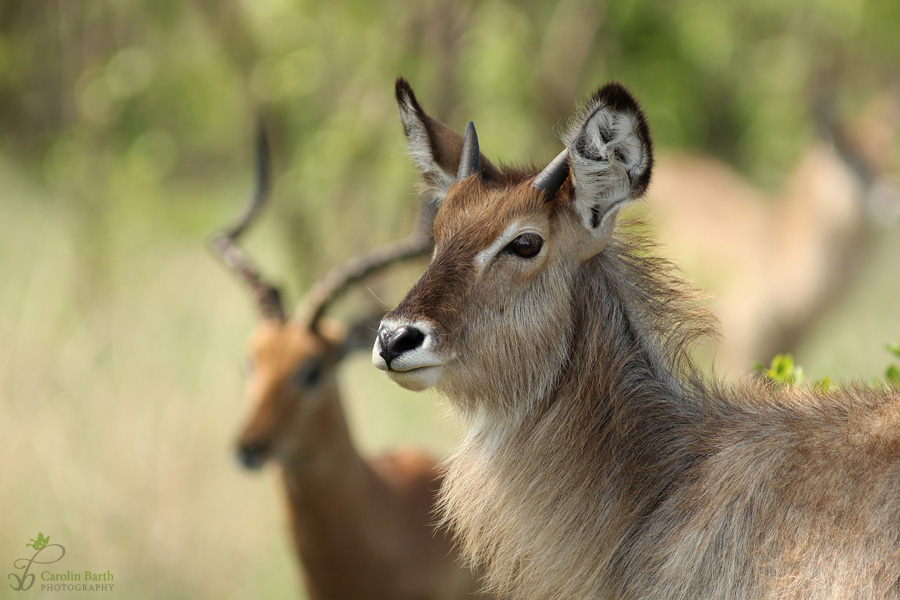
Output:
[[373, 78, 900, 599]]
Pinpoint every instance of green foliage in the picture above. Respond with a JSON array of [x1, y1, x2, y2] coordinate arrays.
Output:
[[3, 0, 900, 215], [756, 343, 900, 390], [754, 354, 804, 386], [887, 342, 900, 360], [886, 342, 900, 385], [813, 376, 835, 394], [887, 365, 900, 385]]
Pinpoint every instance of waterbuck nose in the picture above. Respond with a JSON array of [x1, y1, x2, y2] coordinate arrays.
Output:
[[378, 325, 425, 369]]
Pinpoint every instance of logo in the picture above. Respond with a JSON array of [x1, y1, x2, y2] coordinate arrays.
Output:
[[25, 534, 50, 553], [9, 533, 65, 592], [8, 533, 114, 593]]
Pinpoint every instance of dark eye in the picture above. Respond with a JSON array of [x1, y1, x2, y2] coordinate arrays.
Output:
[[292, 358, 324, 389], [505, 233, 543, 258]]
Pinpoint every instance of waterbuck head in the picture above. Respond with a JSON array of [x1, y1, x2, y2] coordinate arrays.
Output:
[[373, 78, 653, 414], [212, 125, 431, 469]]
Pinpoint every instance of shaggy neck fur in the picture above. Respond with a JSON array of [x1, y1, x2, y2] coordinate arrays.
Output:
[[439, 228, 716, 599], [440, 225, 900, 600]]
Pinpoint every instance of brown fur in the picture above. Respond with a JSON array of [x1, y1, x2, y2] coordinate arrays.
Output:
[[379, 80, 900, 599], [649, 89, 900, 375]]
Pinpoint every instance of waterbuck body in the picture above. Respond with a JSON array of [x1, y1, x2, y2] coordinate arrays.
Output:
[[373, 78, 900, 599]]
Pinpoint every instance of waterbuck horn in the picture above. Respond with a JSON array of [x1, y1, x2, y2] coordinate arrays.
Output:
[[532, 149, 570, 200], [456, 121, 482, 180], [210, 122, 286, 322]]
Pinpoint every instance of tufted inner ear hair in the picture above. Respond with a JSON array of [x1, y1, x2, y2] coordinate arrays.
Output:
[[564, 82, 654, 234]]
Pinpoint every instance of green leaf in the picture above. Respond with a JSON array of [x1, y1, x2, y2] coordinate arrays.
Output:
[[887, 342, 900, 360], [757, 354, 805, 387], [887, 364, 900, 385], [813, 377, 834, 393]]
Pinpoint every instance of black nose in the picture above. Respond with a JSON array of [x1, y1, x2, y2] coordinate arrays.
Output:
[[378, 325, 425, 369], [236, 441, 269, 470]]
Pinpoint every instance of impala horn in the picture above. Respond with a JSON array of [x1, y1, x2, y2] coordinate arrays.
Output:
[[213, 121, 435, 332], [532, 149, 569, 201], [302, 234, 433, 335], [210, 122, 286, 322]]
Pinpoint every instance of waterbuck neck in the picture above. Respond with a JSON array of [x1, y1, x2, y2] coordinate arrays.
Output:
[[440, 230, 712, 599]]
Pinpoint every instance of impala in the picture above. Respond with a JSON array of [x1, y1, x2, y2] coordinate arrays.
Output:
[[649, 90, 899, 373], [212, 127, 487, 600], [374, 78, 900, 599]]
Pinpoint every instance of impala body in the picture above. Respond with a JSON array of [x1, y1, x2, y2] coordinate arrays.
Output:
[[212, 129, 487, 600], [374, 79, 900, 599], [649, 91, 899, 374]]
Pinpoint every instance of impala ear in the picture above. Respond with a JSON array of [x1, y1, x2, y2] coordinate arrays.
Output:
[[395, 78, 501, 206], [564, 82, 653, 248]]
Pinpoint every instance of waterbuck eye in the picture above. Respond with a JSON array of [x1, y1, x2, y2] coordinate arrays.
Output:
[[505, 233, 543, 259]]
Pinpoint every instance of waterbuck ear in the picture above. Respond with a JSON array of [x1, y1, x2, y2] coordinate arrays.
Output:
[[395, 77, 501, 204], [564, 82, 653, 245]]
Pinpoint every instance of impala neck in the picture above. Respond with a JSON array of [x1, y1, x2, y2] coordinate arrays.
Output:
[[274, 378, 387, 590], [278, 377, 372, 494]]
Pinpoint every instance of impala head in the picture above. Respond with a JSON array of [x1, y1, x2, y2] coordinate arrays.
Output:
[[237, 317, 350, 469], [213, 124, 431, 469], [373, 78, 653, 412]]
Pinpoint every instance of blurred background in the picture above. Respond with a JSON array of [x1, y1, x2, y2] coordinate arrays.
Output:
[[2, 0, 899, 597]]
